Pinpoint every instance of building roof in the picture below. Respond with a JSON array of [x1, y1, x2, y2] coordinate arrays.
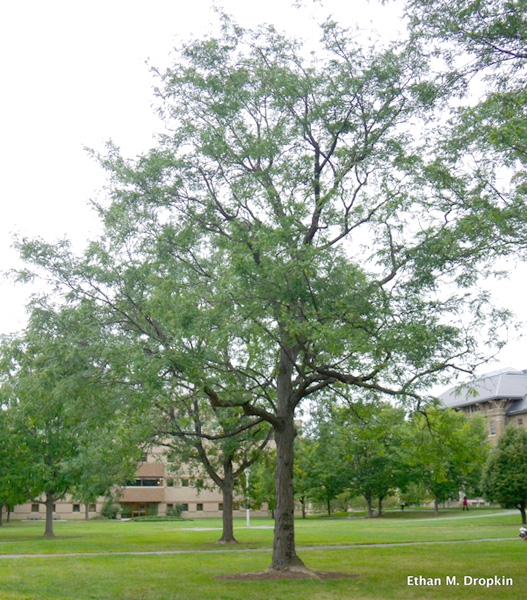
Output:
[[439, 369, 527, 410]]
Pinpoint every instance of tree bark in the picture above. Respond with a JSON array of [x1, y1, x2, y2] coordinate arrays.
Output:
[[271, 412, 305, 570], [378, 497, 383, 517], [365, 496, 374, 518], [519, 501, 526, 525], [85, 503, 90, 521], [44, 495, 55, 537], [0, 503, 3, 527], [434, 496, 439, 516], [217, 459, 237, 543]]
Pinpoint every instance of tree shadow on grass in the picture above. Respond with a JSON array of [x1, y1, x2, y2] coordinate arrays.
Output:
[[217, 570, 359, 581]]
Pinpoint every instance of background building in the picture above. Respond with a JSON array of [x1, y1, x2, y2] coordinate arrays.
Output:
[[6, 446, 269, 521], [440, 369, 527, 444]]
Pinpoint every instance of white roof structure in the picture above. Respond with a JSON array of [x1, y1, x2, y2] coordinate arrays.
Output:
[[439, 369, 527, 410]]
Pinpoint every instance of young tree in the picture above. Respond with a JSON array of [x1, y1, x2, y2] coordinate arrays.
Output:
[[342, 402, 409, 518], [158, 392, 272, 543], [298, 404, 354, 516], [17, 17, 511, 571], [0, 304, 143, 536], [483, 425, 527, 524], [407, 407, 489, 515], [247, 448, 277, 519], [0, 410, 28, 526]]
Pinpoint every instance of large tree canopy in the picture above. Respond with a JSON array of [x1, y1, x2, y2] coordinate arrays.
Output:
[[405, 0, 527, 249], [16, 16, 512, 571]]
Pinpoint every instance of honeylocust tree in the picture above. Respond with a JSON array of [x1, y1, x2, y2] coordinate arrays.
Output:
[[483, 425, 527, 524], [405, 0, 527, 250], [17, 18, 510, 570], [157, 390, 272, 543]]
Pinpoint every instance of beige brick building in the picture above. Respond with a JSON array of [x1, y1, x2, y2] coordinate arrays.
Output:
[[440, 369, 527, 445], [6, 446, 269, 521]]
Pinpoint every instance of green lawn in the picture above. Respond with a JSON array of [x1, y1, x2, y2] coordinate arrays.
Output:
[[0, 510, 525, 599]]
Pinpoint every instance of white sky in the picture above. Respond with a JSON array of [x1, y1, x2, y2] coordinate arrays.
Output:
[[1, 0, 525, 380]]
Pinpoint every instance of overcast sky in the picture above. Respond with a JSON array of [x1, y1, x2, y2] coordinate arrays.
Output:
[[1, 0, 525, 380]]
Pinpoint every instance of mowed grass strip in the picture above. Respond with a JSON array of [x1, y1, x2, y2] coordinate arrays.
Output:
[[0, 510, 520, 556], [0, 541, 525, 600]]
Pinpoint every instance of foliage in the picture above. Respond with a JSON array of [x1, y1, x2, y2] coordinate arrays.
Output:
[[405, 0, 527, 252], [160, 401, 272, 542], [483, 424, 527, 523], [0, 303, 144, 535], [245, 448, 276, 517], [14, 13, 514, 569], [406, 406, 490, 513], [342, 402, 409, 517], [100, 497, 121, 520], [299, 409, 352, 516]]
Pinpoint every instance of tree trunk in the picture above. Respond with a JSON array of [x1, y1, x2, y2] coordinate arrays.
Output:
[[365, 496, 374, 518], [270, 409, 305, 571], [0, 503, 3, 526], [327, 498, 331, 516], [85, 503, 90, 521], [218, 459, 237, 544], [378, 497, 383, 517], [434, 496, 439, 516], [519, 501, 526, 525], [44, 495, 55, 537], [7, 505, 11, 523], [300, 497, 306, 519]]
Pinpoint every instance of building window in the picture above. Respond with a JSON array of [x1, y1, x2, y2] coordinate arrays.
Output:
[[89, 504, 96, 512], [125, 478, 162, 487], [166, 478, 174, 487], [181, 479, 189, 487], [489, 420, 496, 435], [31, 504, 39, 513], [519, 418, 524, 426], [219, 503, 223, 511], [197, 503, 203, 511], [181, 503, 188, 511], [141, 478, 162, 487], [73, 504, 80, 513], [233, 502, 240, 511]]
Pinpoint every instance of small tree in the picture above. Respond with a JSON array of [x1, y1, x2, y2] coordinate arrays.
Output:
[[483, 425, 527, 524], [407, 407, 489, 515], [160, 396, 272, 543], [247, 448, 276, 518], [341, 402, 408, 518], [301, 410, 352, 516], [0, 304, 143, 536]]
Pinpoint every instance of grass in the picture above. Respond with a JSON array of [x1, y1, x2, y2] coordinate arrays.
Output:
[[0, 509, 525, 599]]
